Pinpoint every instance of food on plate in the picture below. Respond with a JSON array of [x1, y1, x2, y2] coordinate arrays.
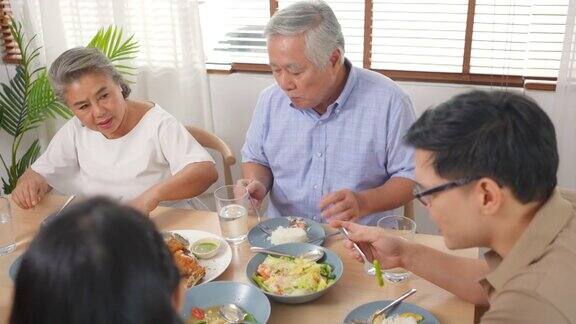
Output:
[[372, 312, 424, 324], [287, 216, 308, 230], [187, 306, 257, 324], [251, 255, 335, 296], [267, 226, 308, 245], [164, 232, 205, 288]]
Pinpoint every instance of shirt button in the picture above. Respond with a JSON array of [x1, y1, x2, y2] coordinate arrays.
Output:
[[313, 185, 318, 189], [317, 152, 323, 157]]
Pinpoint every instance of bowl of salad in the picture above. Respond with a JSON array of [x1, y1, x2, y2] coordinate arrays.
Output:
[[245, 242, 343, 304]]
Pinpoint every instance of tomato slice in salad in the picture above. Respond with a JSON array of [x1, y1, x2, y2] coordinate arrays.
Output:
[[191, 307, 205, 319]]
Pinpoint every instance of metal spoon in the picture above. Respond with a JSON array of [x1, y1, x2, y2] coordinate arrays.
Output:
[[219, 303, 248, 323], [369, 288, 418, 322], [341, 227, 376, 275], [41, 195, 76, 228], [256, 222, 272, 236], [250, 246, 325, 262]]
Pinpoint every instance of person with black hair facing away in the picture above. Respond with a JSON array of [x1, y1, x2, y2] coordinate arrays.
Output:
[[9, 197, 185, 324], [333, 90, 576, 323]]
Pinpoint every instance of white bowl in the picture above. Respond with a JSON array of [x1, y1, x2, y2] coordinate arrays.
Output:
[[191, 237, 221, 259]]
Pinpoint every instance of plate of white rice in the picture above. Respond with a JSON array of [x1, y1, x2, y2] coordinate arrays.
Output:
[[247, 217, 326, 248]]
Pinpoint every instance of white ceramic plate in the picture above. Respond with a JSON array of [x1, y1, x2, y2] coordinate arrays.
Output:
[[171, 229, 232, 287]]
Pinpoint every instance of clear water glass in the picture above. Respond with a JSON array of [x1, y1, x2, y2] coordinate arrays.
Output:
[[214, 185, 249, 244], [377, 215, 416, 283], [0, 196, 15, 256]]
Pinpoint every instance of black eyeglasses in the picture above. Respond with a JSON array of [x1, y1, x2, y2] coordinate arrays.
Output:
[[413, 177, 480, 206]]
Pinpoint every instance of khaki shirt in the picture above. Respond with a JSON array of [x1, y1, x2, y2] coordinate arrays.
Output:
[[479, 189, 576, 323]]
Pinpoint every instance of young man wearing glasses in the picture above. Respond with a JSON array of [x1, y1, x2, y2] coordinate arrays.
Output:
[[332, 90, 576, 323]]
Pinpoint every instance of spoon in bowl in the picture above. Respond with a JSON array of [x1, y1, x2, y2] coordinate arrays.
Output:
[[250, 246, 325, 262], [219, 303, 248, 323]]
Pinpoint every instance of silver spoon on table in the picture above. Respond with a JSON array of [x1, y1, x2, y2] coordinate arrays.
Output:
[[250, 246, 325, 262]]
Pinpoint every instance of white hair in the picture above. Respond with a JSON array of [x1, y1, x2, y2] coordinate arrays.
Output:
[[49, 47, 131, 102], [265, 0, 345, 69]]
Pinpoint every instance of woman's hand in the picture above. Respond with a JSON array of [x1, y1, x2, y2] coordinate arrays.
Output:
[[12, 169, 50, 209]]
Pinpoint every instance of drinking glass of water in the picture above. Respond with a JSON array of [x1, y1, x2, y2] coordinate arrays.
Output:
[[214, 185, 249, 244], [377, 215, 416, 283], [0, 196, 15, 256]]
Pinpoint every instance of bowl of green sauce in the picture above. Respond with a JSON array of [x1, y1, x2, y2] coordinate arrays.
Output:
[[191, 237, 221, 259]]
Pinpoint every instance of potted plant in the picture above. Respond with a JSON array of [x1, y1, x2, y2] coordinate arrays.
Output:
[[0, 20, 137, 194]]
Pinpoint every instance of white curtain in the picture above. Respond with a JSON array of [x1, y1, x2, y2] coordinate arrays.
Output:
[[553, 0, 576, 190], [12, 0, 213, 134]]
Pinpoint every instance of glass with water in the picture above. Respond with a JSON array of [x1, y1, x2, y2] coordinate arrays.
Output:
[[377, 215, 416, 283], [0, 196, 15, 256], [214, 185, 249, 244]]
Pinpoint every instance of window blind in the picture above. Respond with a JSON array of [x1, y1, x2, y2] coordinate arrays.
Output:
[[470, 0, 568, 78], [371, 0, 468, 73]]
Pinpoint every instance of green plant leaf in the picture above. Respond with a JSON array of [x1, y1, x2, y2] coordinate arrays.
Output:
[[28, 70, 73, 125], [87, 26, 139, 80], [0, 66, 28, 137], [2, 140, 40, 194]]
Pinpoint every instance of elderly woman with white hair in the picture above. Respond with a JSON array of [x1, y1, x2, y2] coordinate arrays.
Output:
[[12, 47, 218, 214], [241, 0, 416, 226]]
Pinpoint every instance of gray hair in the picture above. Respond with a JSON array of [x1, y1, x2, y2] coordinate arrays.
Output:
[[265, 0, 345, 69], [48, 47, 131, 102]]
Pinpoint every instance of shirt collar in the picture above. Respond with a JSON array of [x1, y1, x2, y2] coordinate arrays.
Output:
[[332, 58, 358, 111], [482, 188, 574, 292]]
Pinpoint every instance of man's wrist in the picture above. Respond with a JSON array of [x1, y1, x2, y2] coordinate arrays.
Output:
[[356, 191, 373, 217], [399, 240, 416, 271]]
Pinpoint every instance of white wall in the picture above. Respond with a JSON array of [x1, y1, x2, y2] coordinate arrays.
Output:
[[207, 73, 560, 234]]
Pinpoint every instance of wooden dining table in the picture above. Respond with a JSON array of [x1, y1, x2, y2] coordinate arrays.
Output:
[[0, 194, 478, 323]]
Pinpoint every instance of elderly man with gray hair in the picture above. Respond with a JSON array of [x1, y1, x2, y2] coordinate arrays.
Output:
[[241, 0, 416, 225]]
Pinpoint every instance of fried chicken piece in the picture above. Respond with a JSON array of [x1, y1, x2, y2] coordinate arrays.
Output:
[[173, 250, 206, 288], [165, 234, 189, 255], [164, 232, 206, 288]]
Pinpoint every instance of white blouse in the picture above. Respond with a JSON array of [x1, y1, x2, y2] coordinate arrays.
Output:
[[32, 104, 214, 203]]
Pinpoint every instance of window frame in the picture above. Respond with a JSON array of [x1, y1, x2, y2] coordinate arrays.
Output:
[[0, 0, 21, 64], [207, 0, 559, 91]]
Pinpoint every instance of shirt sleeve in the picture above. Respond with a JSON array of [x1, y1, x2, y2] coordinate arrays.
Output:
[[481, 290, 569, 324], [241, 90, 270, 167], [158, 117, 215, 175], [385, 93, 416, 180], [31, 119, 80, 185]]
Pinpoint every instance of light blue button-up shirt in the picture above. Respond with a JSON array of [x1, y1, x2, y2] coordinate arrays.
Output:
[[242, 61, 415, 226]]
